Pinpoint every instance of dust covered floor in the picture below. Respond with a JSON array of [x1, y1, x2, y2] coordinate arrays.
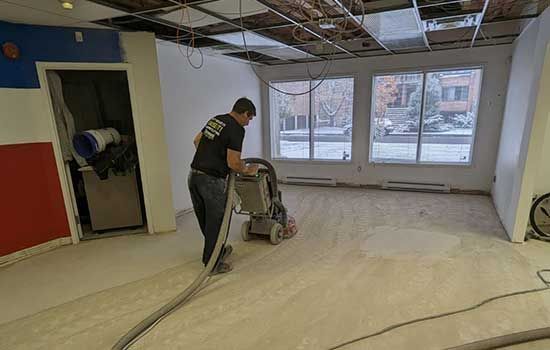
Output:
[[2, 186, 550, 350]]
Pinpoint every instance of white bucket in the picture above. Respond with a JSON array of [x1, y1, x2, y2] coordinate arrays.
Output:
[[85, 128, 121, 153]]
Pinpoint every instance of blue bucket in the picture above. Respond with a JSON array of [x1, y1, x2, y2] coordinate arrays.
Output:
[[73, 132, 99, 159]]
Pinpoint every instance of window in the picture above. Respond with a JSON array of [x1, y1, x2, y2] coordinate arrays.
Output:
[[371, 73, 423, 162], [370, 68, 482, 164], [442, 87, 454, 101], [270, 77, 354, 161], [442, 86, 469, 101], [456, 86, 469, 101]]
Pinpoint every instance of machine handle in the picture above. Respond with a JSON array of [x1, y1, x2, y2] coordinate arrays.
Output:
[[243, 158, 278, 198]]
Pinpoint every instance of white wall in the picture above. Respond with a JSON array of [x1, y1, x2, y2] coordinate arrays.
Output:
[[157, 42, 263, 212], [534, 9, 550, 195], [492, 21, 540, 238], [536, 113, 550, 194], [0, 89, 50, 145], [493, 8, 550, 241], [259, 45, 512, 192], [120, 32, 177, 233]]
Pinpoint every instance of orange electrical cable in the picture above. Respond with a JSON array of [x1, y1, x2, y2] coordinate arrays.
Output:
[[175, 0, 203, 69]]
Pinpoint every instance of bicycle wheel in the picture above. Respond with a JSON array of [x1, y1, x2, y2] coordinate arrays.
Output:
[[530, 192, 550, 237]]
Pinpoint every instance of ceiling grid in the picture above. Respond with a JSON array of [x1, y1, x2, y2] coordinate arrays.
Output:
[[0, 0, 548, 64]]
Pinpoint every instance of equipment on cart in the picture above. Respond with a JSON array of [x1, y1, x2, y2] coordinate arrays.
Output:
[[234, 158, 297, 245]]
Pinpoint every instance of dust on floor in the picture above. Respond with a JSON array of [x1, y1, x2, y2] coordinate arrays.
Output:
[[1, 186, 550, 350]]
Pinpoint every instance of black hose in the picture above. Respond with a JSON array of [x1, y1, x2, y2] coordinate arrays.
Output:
[[328, 269, 550, 350], [112, 174, 236, 350], [445, 327, 550, 350]]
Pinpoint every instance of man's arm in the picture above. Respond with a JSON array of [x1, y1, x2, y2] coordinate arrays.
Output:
[[227, 149, 258, 175], [193, 132, 202, 149]]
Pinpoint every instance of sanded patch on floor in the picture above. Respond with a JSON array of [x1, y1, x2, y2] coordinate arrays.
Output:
[[361, 226, 461, 258]]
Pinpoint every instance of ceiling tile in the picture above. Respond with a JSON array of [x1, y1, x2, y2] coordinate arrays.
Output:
[[0, 1, 76, 26], [159, 7, 226, 28], [65, 21, 115, 29], [199, 0, 267, 18], [88, 0, 175, 13], [0, 0, 126, 26], [156, 0, 269, 29]]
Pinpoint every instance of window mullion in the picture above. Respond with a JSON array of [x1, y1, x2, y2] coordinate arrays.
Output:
[[416, 72, 428, 163], [309, 80, 314, 160]]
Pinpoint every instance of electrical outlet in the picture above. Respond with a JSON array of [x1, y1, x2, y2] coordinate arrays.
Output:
[[75, 31, 83, 43]]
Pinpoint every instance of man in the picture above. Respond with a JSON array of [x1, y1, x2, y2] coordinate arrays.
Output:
[[188, 97, 259, 274]]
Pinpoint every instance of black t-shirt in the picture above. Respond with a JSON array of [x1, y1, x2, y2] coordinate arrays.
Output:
[[191, 114, 245, 178]]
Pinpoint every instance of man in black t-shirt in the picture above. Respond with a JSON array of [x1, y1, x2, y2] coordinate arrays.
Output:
[[188, 97, 258, 274]]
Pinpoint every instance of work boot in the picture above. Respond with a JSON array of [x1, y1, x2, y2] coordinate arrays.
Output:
[[222, 244, 233, 261], [210, 262, 233, 276]]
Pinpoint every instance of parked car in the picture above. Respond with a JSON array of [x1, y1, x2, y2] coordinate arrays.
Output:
[[343, 124, 353, 136], [344, 119, 395, 137], [373, 118, 394, 136]]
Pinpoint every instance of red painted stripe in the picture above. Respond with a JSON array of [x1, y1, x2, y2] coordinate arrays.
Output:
[[0, 142, 70, 256]]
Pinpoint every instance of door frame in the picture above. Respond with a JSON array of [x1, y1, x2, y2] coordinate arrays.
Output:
[[36, 62, 154, 244]]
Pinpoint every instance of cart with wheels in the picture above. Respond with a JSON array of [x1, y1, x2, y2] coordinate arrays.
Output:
[[234, 158, 295, 245]]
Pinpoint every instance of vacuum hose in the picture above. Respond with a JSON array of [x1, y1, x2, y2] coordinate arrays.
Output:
[[446, 327, 550, 350], [243, 158, 288, 226], [112, 173, 236, 350]]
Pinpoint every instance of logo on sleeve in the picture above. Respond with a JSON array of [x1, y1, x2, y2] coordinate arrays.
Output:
[[204, 118, 226, 140]]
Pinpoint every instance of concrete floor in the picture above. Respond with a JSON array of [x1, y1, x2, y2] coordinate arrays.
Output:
[[1, 185, 550, 350]]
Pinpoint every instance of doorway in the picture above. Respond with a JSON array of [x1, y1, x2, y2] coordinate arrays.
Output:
[[44, 68, 148, 240]]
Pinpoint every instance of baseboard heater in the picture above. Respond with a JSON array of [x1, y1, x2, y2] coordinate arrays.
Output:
[[282, 176, 337, 186], [382, 180, 450, 193]]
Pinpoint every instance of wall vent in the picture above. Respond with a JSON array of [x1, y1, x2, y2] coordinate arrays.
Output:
[[382, 180, 450, 193], [282, 176, 337, 186]]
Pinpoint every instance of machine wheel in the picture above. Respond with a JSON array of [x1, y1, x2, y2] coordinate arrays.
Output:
[[241, 221, 251, 241], [270, 223, 284, 245], [530, 193, 550, 237]]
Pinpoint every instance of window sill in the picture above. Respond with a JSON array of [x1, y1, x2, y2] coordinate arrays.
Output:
[[369, 160, 472, 167], [271, 158, 353, 165]]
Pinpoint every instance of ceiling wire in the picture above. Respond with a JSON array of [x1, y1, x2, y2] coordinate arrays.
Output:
[[420, 0, 543, 17], [175, 0, 204, 69], [239, 0, 338, 96], [293, 0, 367, 81], [294, 0, 367, 43], [170, 0, 366, 77], [236, 0, 370, 93]]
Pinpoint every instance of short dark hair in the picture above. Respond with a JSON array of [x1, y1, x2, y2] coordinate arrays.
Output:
[[232, 97, 256, 115]]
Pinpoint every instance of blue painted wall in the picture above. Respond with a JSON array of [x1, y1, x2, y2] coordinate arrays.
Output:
[[0, 21, 122, 88]]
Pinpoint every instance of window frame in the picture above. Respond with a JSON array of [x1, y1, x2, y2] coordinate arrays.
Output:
[[269, 75, 356, 163], [369, 65, 484, 166]]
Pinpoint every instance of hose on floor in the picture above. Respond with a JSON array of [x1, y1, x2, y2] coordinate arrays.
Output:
[[111, 173, 236, 350], [328, 269, 550, 350], [446, 327, 550, 350]]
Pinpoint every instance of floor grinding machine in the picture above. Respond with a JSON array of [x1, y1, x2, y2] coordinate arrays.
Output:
[[234, 158, 297, 244]]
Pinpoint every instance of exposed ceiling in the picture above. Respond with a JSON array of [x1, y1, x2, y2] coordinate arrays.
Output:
[[0, 0, 124, 28], [1, 0, 549, 64]]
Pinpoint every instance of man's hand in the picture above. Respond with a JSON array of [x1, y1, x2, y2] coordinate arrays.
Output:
[[227, 149, 259, 175], [243, 164, 259, 176]]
